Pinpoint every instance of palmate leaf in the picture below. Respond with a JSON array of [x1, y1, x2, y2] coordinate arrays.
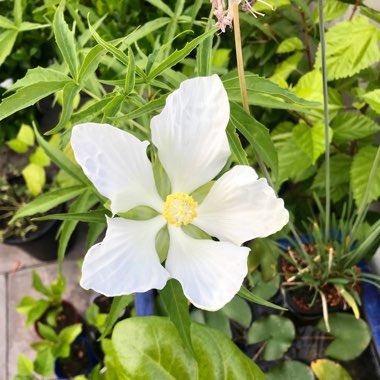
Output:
[[311, 359, 352, 380], [266, 361, 314, 380], [315, 16, 380, 80]]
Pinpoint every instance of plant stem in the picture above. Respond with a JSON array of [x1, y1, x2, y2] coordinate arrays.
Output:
[[232, 2, 308, 257], [318, 0, 331, 240], [300, 9, 312, 70]]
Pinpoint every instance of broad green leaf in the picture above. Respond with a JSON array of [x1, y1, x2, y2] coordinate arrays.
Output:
[[16, 297, 49, 327], [59, 323, 82, 345], [230, 102, 278, 178], [34, 210, 106, 224], [29, 147, 51, 167], [9, 67, 70, 91], [16, 354, 34, 376], [226, 123, 249, 165], [362, 89, 380, 114], [11, 185, 85, 223], [212, 49, 231, 68], [247, 315, 295, 360], [22, 163, 46, 196], [350, 146, 380, 206], [331, 112, 380, 142], [148, 28, 216, 80], [315, 16, 380, 80], [293, 123, 333, 164], [32, 270, 51, 297], [313, 0, 349, 23], [102, 339, 130, 380], [17, 124, 35, 146], [47, 81, 80, 134], [204, 310, 231, 338], [112, 317, 265, 379], [0, 81, 67, 121], [311, 359, 352, 380], [159, 279, 194, 355], [270, 52, 303, 86], [33, 124, 89, 185], [37, 323, 58, 342], [276, 37, 303, 54], [53, 1, 79, 79], [249, 272, 280, 301], [0, 29, 18, 66], [266, 361, 314, 380], [221, 296, 251, 328], [34, 349, 55, 376], [316, 313, 371, 360], [100, 295, 134, 339]]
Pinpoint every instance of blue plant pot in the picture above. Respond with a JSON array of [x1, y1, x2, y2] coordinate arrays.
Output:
[[135, 290, 155, 316]]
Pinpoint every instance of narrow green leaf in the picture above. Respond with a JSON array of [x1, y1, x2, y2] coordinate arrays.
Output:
[[78, 45, 105, 84], [34, 210, 106, 224], [159, 279, 194, 356], [124, 47, 136, 95], [226, 122, 249, 165], [0, 16, 16, 29], [230, 102, 278, 178], [10, 185, 85, 223], [18, 22, 49, 31], [33, 124, 89, 185], [100, 295, 134, 339], [32, 270, 51, 297], [0, 30, 18, 66], [71, 97, 112, 124], [0, 82, 67, 122], [148, 28, 216, 80], [117, 95, 167, 121], [53, 1, 79, 79], [145, 0, 174, 16], [196, 17, 215, 76], [13, 0, 22, 26], [238, 287, 286, 310]]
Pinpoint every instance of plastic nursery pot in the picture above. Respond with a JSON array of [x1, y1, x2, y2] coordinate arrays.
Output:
[[34, 300, 81, 337], [55, 335, 100, 379]]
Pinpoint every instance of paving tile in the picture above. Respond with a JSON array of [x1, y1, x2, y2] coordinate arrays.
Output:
[[0, 274, 7, 380]]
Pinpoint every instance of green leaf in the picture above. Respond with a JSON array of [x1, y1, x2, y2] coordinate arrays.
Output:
[[270, 52, 303, 86], [34, 349, 55, 376], [0, 16, 16, 29], [112, 317, 265, 379], [34, 210, 106, 224], [315, 16, 380, 80], [17, 124, 35, 146], [148, 28, 216, 80], [16, 354, 33, 376], [11, 185, 85, 223], [362, 89, 380, 114], [266, 360, 314, 380], [124, 47, 135, 95], [22, 163, 46, 196], [155, 225, 170, 262], [59, 323, 82, 345], [238, 287, 286, 310], [37, 323, 58, 342], [13, 0, 22, 26], [196, 17, 214, 76], [118, 95, 167, 121], [226, 121, 249, 165], [0, 81, 67, 122], [19, 21, 49, 31], [29, 147, 51, 167], [276, 37, 304, 54], [47, 81, 80, 134], [0, 29, 18, 66], [16, 297, 49, 327], [6, 139, 28, 153], [249, 272, 280, 301], [100, 295, 134, 339], [350, 146, 380, 206], [159, 279, 194, 356], [33, 124, 88, 185], [32, 270, 51, 297], [331, 112, 380, 142], [220, 296, 251, 328], [293, 123, 333, 164], [313, 0, 349, 23], [230, 102, 278, 178], [311, 359, 352, 380], [146, 0, 174, 16], [53, 1, 79, 79], [316, 313, 371, 360], [204, 310, 231, 338], [247, 315, 295, 360], [78, 45, 105, 84]]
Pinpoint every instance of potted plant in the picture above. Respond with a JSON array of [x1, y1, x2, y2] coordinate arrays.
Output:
[[16, 270, 80, 335]]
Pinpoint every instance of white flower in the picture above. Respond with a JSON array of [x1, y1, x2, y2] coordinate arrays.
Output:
[[71, 75, 289, 311]]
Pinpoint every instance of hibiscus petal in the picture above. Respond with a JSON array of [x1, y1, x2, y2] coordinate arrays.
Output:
[[165, 226, 249, 311], [80, 216, 169, 296], [193, 166, 289, 245], [71, 123, 163, 214], [151, 75, 230, 194]]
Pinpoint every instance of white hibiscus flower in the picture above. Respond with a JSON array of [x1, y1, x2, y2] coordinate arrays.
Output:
[[71, 75, 289, 311]]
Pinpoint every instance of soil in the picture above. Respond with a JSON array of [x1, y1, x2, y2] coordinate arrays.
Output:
[[93, 295, 114, 314], [57, 339, 91, 378]]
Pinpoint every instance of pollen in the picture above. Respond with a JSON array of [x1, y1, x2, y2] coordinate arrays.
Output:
[[163, 192, 198, 227]]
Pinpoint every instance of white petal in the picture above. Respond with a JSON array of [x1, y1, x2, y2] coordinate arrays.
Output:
[[165, 226, 249, 311], [151, 75, 230, 194], [193, 166, 289, 245], [71, 123, 163, 214], [80, 216, 169, 296]]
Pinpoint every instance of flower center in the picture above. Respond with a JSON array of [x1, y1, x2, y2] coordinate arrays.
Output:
[[163, 192, 198, 227]]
